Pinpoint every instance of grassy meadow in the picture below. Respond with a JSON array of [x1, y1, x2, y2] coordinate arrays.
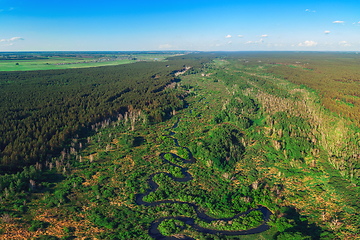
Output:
[[0, 53, 177, 71]]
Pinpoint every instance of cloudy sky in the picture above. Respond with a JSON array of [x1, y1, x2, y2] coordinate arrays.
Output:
[[0, 0, 359, 51]]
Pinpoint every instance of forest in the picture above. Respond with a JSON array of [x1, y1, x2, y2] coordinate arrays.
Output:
[[223, 52, 360, 124], [0, 54, 209, 170], [0, 52, 360, 239]]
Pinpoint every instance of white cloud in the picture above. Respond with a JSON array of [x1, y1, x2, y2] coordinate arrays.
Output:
[[1, 43, 14, 47], [158, 44, 172, 49], [298, 40, 318, 47], [0, 37, 24, 42], [260, 34, 268, 38], [305, 9, 315, 13], [215, 43, 221, 47], [339, 41, 351, 47], [358, 21, 360, 24], [324, 30, 330, 34], [333, 21, 344, 24], [10, 37, 23, 41], [225, 35, 231, 38], [228, 41, 232, 44], [245, 39, 264, 45], [238, 35, 243, 38]]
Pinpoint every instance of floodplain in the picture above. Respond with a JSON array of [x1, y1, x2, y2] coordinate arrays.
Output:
[[0, 52, 359, 239]]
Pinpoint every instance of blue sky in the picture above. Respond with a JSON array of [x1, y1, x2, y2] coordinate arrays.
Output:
[[0, 0, 359, 51]]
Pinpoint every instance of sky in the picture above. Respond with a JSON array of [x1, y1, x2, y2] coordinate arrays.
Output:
[[0, 0, 359, 51]]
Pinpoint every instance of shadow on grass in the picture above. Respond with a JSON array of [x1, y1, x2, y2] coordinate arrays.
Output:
[[273, 207, 322, 240]]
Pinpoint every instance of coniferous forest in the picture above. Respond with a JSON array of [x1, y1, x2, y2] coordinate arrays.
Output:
[[0, 54, 207, 170], [1, 52, 360, 240]]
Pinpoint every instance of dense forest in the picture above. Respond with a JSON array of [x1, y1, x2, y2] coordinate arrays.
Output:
[[222, 52, 360, 124], [0, 54, 210, 170]]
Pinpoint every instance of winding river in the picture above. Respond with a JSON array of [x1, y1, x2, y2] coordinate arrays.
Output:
[[135, 118, 272, 239]]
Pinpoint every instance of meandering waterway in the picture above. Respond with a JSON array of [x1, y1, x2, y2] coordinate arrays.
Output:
[[135, 118, 272, 239]]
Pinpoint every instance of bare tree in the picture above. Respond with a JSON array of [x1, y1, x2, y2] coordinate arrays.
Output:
[[56, 160, 61, 171], [272, 140, 281, 151], [252, 181, 259, 190], [321, 212, 326, 221], [61, 149, 66, 161], [1, 213, 12, 223], [329, 218, 342, 230], [29, 180, 36, 191], [35, 162, 42, 171], [4, 188, 9, 198], [241, 138, 246, 147], [70, 147, 76, 155], [124, 112, 128, 125]]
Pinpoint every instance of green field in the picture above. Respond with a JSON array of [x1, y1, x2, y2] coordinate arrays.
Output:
[[0, 58, 135, 71], [0, 53, 178, 71]]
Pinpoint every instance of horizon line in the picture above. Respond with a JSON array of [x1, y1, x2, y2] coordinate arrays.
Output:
[[0, 50, 359, 53]]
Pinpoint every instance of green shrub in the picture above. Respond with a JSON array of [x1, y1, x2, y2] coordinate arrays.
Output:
[[29, 220, 49, 232], [158, 219, 184, 236], [177, 148, 190, 159], [198, 124, 244, 170]]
